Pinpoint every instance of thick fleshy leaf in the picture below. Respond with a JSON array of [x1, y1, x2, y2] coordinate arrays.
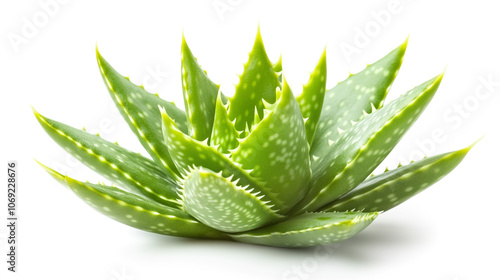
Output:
[[181, 35, 220, 141], [322, 144, 474, 212], [61, 174, 228, 239], [311, 39, 407, 159], [210, 92, 239, 154], [231, 80, 311, 214], [161, 109, 276, 206], [183, 169, 281, 233], [230, 212, 378, 247], [34, 110, 181, 208], [293, 73, 444, 214], [96, 48, 185, 177], [228, 28, 281, 132], [273, 54, 282, 73], [296, 49, 327, 144]]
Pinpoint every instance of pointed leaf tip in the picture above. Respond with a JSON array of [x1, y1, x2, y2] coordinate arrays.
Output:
[[228, 29, 280, 131], [35, 160, 67, 187], [180, 34, 219, 141], [63, 175, 228, 239], [322, 143, 475, 213], [295, 73, 444, 214], [310, 39, 408, 165], [296, 49, 327, 144]]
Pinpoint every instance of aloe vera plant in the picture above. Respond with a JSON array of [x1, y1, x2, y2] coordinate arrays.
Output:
[[35, 29, 474, 247]]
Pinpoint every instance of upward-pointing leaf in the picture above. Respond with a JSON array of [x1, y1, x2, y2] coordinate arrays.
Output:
[[273, 54, 282, 73], [292, 73, 444, 214], [311, 39, 407, 159], [296, 49, 327, 144], [161, 109, 275, 207], [96, 48, 186, 177], [181, 35, 220, 141], [210, 92, 239, 154], [34, 110, 181, 208], [228, 27, 281, 132], [231, 79, 311, 214]]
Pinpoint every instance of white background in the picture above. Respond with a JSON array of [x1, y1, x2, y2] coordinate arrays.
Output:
[[1, 0, 500, 279]]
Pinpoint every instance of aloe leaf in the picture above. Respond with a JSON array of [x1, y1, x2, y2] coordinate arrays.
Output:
[[96, 48, 185, 177], [228, 27, 281, 132], [60, 173, 229, 239], [34, 109, 181, 208], [322, 144, 474, 212], [161, 109, 277, 205], [231, 79, 311, 213], [296, 49, 327, 144], [210, 92, 239, 154], [181, 35, 220, 141], [273, 54, 282, 73], [311, 39, 407, 159], [293, 73, 444, 214], [230, 211, 378, 247], [183, 169, 281, 233], [36, 160, 68, 187]]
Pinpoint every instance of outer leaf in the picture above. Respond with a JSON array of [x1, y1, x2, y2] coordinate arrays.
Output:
[[231, 79, 311, 214], [61, 173, 228, 239], [161, 109, 276, 207], [181, 35, 220, 141], [322, 144, 474, 212], [230, 212, 378, 247], [34, 110, 181, 208], [183, 169, 281, 233], [296, 49, 327, 144], [228, 27, 281, 132], [311, 39, 407, 159], [210, 92, 239, 154], [36, 160, 69, 187], [96, 48, 185, 177], [293, 74, 444, 214]]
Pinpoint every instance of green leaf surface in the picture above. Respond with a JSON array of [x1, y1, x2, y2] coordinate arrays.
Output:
[[311, 39, 407, 159], [296, 49, 327, 144], [36, 160, 68, 187], [230, 212, 378, 247], [161, 109, 276, 205], [96, 48, 186, 177], [231, 80, 311, 214], [62, 174, 228, 239], [273, 54, 282, 73], [322, 144, 474, 212], [210, 92, 239, 154], [228, 28, 281, 132], [183, 169, 281, 233], [181, 35, 220, 141], [34, 109, 181, 208], [293, 73, 444, 214]]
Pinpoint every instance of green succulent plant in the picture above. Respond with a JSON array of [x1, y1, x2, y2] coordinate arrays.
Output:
[[34, 29, 474, 247]]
